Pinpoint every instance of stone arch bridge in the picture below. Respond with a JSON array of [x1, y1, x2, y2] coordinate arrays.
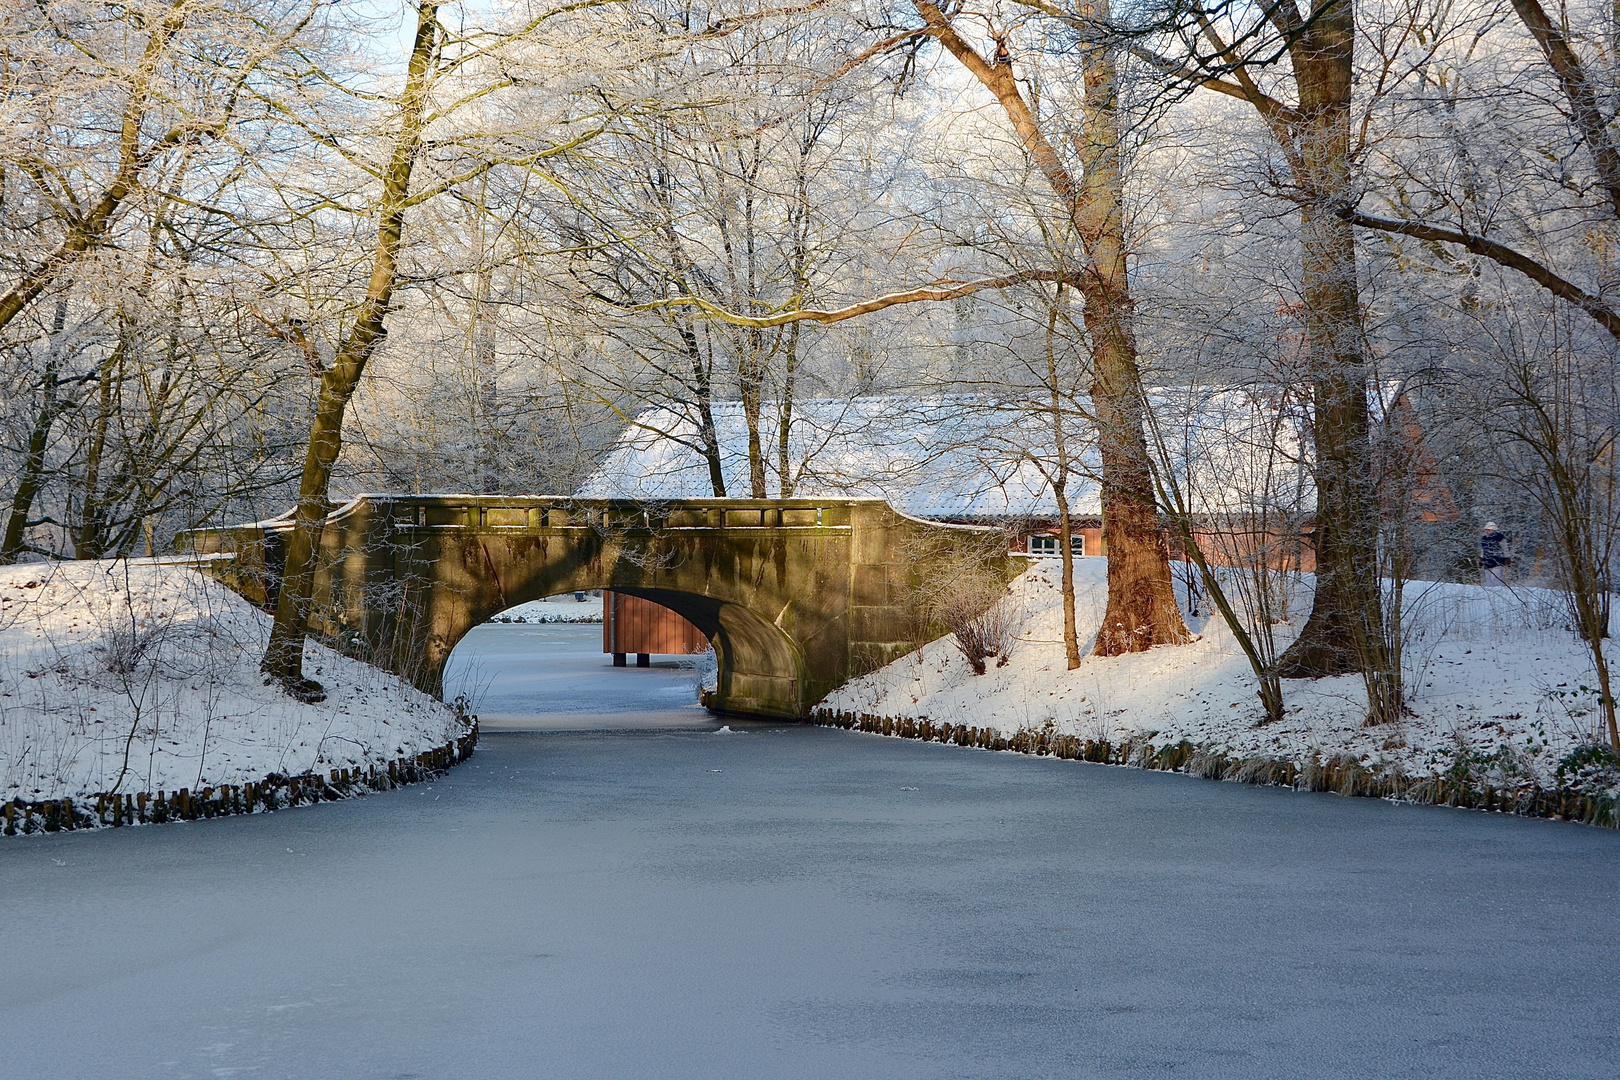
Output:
[[181, 496, 1011, 719]]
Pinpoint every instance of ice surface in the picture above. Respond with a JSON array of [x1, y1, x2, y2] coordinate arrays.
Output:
[[444, 622, 711, 730], [6, 570, 1617, 1078], [1, 726, 1616, 1079]]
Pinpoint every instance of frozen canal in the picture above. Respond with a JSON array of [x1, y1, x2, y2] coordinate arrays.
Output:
[[441, 620, 714, 730], [2, 626, 1617, 1079]]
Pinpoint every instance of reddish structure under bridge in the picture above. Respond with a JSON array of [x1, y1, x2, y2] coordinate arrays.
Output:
[[603, 591, 709, 666]]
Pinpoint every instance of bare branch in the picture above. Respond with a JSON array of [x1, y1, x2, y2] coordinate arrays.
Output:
[[1348, 209, 1620, 342], [630, 271, 1077, 327]]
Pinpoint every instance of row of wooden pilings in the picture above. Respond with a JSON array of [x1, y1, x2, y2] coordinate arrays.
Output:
[[2, 723, 479, 836], [814, 710, 1123, 763], [811, 709, 1617, 828]]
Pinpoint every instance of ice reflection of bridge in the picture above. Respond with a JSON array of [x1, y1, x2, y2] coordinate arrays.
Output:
[[182, 495, 1008, 718]]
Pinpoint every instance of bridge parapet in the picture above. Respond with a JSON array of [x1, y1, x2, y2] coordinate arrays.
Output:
[[180, 495, 1011, 718]]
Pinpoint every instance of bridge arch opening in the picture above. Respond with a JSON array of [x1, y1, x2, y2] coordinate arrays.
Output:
[[442, 594, 716, 729], [441, 582, 805, 720]]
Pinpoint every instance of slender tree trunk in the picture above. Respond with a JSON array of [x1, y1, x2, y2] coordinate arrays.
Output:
[[76, 327, 129, 559], [1055, 477, 1081, 667], [779, 147, 813, 501], [1, 301, 71, 564], [261, 2, 440, 698], [1, 377, 60, 563], [1594, 635, 1619, 750], [678, 316, 727, 497], [1045, 283, 1081, 668], [915, 0, 1189, 654], [778, 320, 799, 498], [474, 263, 499, 493], [740, 334, 768, 497]]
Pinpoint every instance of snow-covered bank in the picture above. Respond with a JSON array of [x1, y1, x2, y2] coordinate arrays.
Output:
[[822, 560, 1620, 820], [488, 595, 602, 623], [1, 559, 471, 832]]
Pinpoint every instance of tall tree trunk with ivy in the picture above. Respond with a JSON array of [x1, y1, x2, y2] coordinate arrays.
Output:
[[261, 3, 441, 699]]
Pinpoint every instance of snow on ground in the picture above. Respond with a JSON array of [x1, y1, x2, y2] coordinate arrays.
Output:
[[825, 558, 1615, 785], [489, 595, 602, 623], [0, 559, 464, 804]]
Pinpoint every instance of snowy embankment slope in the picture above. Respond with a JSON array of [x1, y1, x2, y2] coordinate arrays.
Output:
[[490, 596, 601, 623], [824, 559, 1616, 789], [1, 559, 465, 809]]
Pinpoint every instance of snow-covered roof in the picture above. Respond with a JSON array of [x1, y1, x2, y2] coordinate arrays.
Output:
[[577, 398, 1091, 518], [576, 393, 1315, 520]]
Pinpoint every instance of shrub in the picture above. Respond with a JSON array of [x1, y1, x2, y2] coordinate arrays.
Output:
[[946, 595, 1013, 675]]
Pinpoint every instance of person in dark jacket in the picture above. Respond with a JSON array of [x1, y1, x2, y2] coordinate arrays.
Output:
[[1481, 522, 1509, 587]]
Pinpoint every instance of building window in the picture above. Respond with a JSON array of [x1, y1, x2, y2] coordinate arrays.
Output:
[[1030, 534, 1085, 557]]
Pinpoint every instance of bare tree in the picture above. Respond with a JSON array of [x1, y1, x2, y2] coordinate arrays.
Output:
[[1143, 386, 1314, 723], [554, 4, 886, 498], [260, 1, 612, 699], [1489, 315, 1619, 749], [0, 0, 314, 563], [909, 0, 1190, 656], [0, 0, 312, 335]]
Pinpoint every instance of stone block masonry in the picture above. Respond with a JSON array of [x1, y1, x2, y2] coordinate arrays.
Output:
[[179, 496, 1012, 719]]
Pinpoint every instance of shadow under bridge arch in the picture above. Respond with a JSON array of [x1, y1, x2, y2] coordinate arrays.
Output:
[[611, 588, 803, 718]]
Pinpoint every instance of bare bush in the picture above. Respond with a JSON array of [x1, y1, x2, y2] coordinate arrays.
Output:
[[895, 525, 1016, 675], [946, 594, 1014, 675], [911, 549, 1014, 676], [1144, 388, 1312, 723]]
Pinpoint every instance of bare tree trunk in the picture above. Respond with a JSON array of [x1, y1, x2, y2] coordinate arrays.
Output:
[[1044, 283, 1082, 668], [1055, 477, 1081, 667], [778, 138, 814, 500], [778, 319, 799, 498], [261, 2, 441, 699], [1080, 0, 1189, 653], [678, 316, 727, 497], [75, 330, 127, 559], [1, 379, 60, 563], [1, 301, 71, 564], [473, 235, 499, 493], [916, 0, 1189, 654], [739, 332, 768, 497], [1273, 4, 1390, 705], [1090, 363, 1187, 653]]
